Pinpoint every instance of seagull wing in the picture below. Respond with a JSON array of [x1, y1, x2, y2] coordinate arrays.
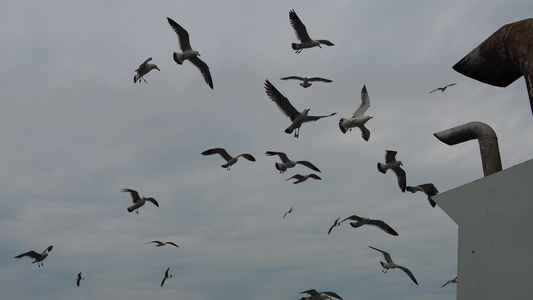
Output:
[[317, 40, 334, 46], [14, 251, 40, 259], [146, 197, 159, 207], [280, 76, 305, 81], [167, 17, 192, 51], [265, 151, 290, 163], [121, 188, 141, 203], [384, 150, 398, 163], [419, 183, 439, 196], [166, 242, 179, 248], [202, 148, 232, 161], [304, 112, 336, 122], [289, 10, 311, 42], [136, 57, 153, 71], [359, 125, 371, 142], [300, 289, 319, 296], [367, 219, 399, 236], [296, 160, 321, 172], [353, 85, 370, 117], [328, 217, 341, 235], [323, 291, 343, 300], [368, 246, 393, 263], [398, 265, 419, 285], [44, 245, 53, 253], [286, 174, 304, 181], [392, 166, 407, 192], [308, 77, 332, 83], [308, 174, 322, 180], [238, 153, 256, 161], [446, 83, 457, 88], [188, 56, 213, 89], [341, 214, 362, 223], [265, 80, 300, 120]]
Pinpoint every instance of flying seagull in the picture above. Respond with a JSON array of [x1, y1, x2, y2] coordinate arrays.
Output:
[[121, 188, 159, 214], [289, 10, 334, 53], [264, 79, 336, 138], [441, 276, 457, 288], [14, 245, 53, 267], [265, 151, 321, 173], [146, 241, 179, 248], [280, 76, 332, 88], [167, 17, 213, 89], [299, 289, 343, 300], [339, 85, 373, 141], [430, 83, 457, 93], [201, 148, 256, 170], [134, 57, 160, 83], [327, 217, 341, 235], [76, 272, 85, 287], [161, 267, 172, 287], [406, 183, 439, 207], [286, 173, 322, 184], [283, 205, 295, 219], [368, 246, 418, 285], [341, 215, 398, 236], [377, 150, 406, 192]]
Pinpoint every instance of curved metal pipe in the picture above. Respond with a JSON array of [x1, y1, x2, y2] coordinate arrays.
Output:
[[434, 121, 502, 176]]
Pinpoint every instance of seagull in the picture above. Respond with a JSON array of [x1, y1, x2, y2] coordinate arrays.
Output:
[[339, 85, 373, 141], [377, 150, 406, 192], [201, 148, 256, 170], [134, 57, 160, 83], [299, 289, 343, 300], [121, 188, 159, 214], [265, 151, 321, 174], [341, 215, 398, 236], [285, 173, 322, 184], [368, 246, 418, 285], [146, 241, 179, 248], [280, 76, 332, 88], [289, 10, 334, 53], [406, 183, 439, 207], [76, 272, 85, 287], [430, 83, 457, 93], [167, 17, 213, 89], [14, 245, 53, 267], [441, 276, 457, 288], [264, 80, 336, 138], [327, 217, 341, 235], [161, 267, 172, 287], [283, 205, 295, 219]]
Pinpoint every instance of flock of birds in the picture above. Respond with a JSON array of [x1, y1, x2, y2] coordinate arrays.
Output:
[[12, 8, 460, 298]]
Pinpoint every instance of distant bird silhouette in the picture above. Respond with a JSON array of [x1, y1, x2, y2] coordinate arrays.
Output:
[[14, 245, 53, 267], [327, 217, 341, 235], [280, 76, 332, 88], [134, 57, 160, 83], [146, 241, 179, 248], [377, 150, 406, 192], [339, 85, 373, 141], [441, 276, 457, 288], [285, 173, 322, 184], [201, 148, 256, 170], [76, 272, 85, 287], [161, 267, 172, 287], [121, 188, 159, 214], [341, 215, 398, 236], [283, 205, 295, 219], [167, 17, 213, 89], [368, 246, 418, 285], [265, 80, 336, 138], [265, 151, 321, 173], [299, 289, 343, 300], [289, 10, 334, 53], [406, 183, 439, 207], [430, 83, 457, 93]]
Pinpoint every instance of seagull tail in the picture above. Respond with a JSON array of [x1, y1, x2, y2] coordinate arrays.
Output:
[[338, 119, 347, 134], [377, 163, 387, 174], [291, 43, 302, 51], [284, 127, 294, 134]]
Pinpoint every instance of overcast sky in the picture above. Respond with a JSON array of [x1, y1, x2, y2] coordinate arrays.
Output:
[[1, 1, 532, 299]]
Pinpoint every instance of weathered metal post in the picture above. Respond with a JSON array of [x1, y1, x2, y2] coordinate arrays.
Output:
[[452, 18, 533, 115]]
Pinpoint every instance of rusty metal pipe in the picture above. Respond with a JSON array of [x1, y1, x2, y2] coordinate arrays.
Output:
[[434, 121, 502, 176]]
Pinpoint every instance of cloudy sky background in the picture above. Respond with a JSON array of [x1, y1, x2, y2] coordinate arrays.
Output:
[[1, 1, 532, 299]]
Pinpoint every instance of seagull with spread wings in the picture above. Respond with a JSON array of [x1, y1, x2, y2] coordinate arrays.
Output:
[[14, 245, 53, 267], [289, 10, 334, 53], [327, 217, 341, 235], [146, 241, 179, 248], [160, 267, 172, 287], [283, 205, 295, 219], [264, 80, 336, 138], [339, 85, 373, 141], [341, 215, 398, 236], [121, 188, 159, 214], [285, 173, 322, 184], [441, 276, 457, 288], [430, 83, 457, 93], [134, 57, 160, 83], [377, 150, 406, 192], [280, 76, 332, 88], [76, 272, 85, 287], [201, 148, 256, 170], [299, 289, 343, 300], [368, 246, 418, 285], [265, 151, 321, 173], [406, 183, 439, 207], [167, 17, 213, 89]]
